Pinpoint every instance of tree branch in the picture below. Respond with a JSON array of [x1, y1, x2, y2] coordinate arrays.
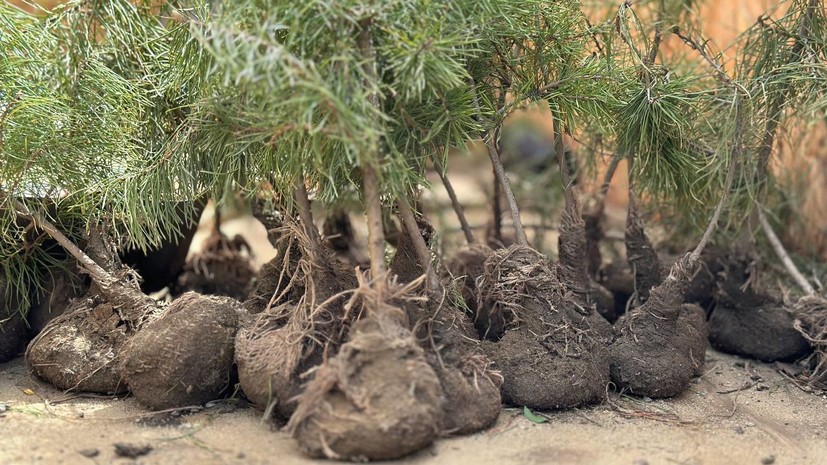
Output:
[[431, 155, 475, 245], [757, 207, 816, 296]]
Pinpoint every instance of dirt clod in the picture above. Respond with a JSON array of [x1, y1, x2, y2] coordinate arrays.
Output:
[[289, 316, 443, 461], [114, 443, 152, 459], [609, 271, 708, 398], [478, 245, 609, 409], [120, 292, 239, 410], [26, 296, 132, 394]]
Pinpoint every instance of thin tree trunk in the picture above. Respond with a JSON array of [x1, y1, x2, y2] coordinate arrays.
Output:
[[363, 164, 387, 292], [432, 155, 475, 245], [485, 134, 527, 246], [757, 208, 816, 296], [14, 201, 113, 287], [292, 178, 323, 262], [397, 198, 438, 293], [358, 19, 387, 296], [491, 164, 503, 244]]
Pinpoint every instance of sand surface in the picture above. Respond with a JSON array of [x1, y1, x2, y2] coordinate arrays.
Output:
[[2, 350, 825, 465]]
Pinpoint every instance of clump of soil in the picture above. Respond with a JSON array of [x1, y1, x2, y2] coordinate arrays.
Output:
[[26, 227, 159, 394], [120, 292, 240, 410], [421, 307, 502, 434], [242, 233, 303, 315], [708, 262, 811, 362], [288, 312, 443, 461], [391, 218, 502, 435], [609, 268, 708, 398], [235, 232, 356, 418], [477, 245, 609, 409], [176, 233, 255, 301], [26, 293, 137, 393]]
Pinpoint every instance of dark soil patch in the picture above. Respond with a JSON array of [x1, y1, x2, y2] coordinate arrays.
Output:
[[477, 245, 609, 409], [288, 315, 442, 461], [119, 201, 204, 293], [609, 273, 708, 398], [597, 260, 635, 320], [0, 308, 28, 364], [708, 261, 811, 362], [120, 292, 239, 410], [709, 302, 810, 363], [391, 220, 502, 435], [323, 207, 366, 266]]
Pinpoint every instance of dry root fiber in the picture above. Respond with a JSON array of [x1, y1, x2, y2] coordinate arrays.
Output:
[[120, 292, 240, 410], [609, 266, 708, 398], [793, 296, 827, 388], [288, 314, 443, 461], [235, 229, 356, 418], [477, 245, 609, 409]]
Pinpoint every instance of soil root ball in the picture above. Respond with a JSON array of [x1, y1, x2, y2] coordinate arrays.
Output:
[[609, 278, 708, 398], [419, 307, 502, 435], [709, 275, 810, 362], [120, 292, 239, 410], [26, 295, 134, 394], [478, 245, 609, 409], [288, 316, 443, 461]]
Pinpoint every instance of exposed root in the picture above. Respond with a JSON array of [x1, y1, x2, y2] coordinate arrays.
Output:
[[793, 296, 827, 388]]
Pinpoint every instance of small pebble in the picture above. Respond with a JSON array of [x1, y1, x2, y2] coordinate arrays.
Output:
[[642, 397, 653, 403], [756, 385, 769, 392], [0, 403, 7, 413], [633, 459, 649, 465], [114, 443, 152, 459], [735, 426, 745, 434], [78, 449, 99, 458], [761, 455, 775, 464], [750, 374, 762, 381]]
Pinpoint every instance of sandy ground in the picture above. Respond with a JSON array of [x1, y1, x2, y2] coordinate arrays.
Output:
[[1, 350, 825, 465]]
